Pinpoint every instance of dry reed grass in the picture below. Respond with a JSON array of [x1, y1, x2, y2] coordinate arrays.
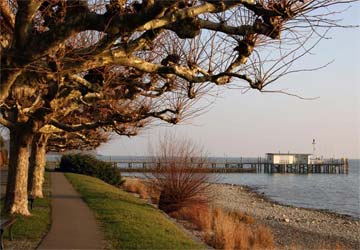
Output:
[[122, 178, 149, 199], [228, 211, 256, 225], [146, 182, 161, 203], [170, 203, 211, 231], [122, 178, 161, 202], [171, 204, 275, 250]]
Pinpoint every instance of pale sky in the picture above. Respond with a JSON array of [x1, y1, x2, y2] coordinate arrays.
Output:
[[98, 4, 360, 159]]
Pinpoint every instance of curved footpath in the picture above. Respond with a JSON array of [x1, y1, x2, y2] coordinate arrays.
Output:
[[38, 172, 105, 250]]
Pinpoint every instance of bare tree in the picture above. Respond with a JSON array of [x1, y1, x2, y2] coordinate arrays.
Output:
[[0, 0, 355, 215]]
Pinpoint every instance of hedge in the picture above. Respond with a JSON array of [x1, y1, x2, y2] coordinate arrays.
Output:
[[59, 153, 124, 186]]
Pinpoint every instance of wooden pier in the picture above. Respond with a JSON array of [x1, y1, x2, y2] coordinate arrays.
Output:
[[119, 166, 257, 173], [104, 157, 349, 174], [261, 158, 349, 174]]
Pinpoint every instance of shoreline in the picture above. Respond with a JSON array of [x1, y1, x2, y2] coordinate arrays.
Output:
[[124, 174, 359, 220], [124, 176, 359, 249], [209, 183, 360, 249], [218, 182, 359, 221]]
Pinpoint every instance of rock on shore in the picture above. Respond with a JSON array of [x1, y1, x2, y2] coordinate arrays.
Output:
[[209, 184, 360, 249]]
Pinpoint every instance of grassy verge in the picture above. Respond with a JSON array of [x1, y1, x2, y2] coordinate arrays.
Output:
[[65, 173, 204, 250], [1, 171, 51, 250]]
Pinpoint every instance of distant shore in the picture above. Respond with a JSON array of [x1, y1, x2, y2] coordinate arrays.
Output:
[[210, 183, 360, 249]]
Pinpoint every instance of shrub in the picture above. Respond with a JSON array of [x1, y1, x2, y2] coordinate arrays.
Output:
[[147, 134, 213, 213], [59, 153, 124, 186]]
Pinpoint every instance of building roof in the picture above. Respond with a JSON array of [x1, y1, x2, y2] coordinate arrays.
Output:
[[266, 153, 312, 156]]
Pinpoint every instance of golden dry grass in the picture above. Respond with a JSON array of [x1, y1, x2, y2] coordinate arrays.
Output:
[[122, 178, 161, 202], [171, 205, 275, 250], [122, 178, 149, 199], [170, 203, 211, 231], [146, 183, 161, 204], [228, 210, 256, 225]]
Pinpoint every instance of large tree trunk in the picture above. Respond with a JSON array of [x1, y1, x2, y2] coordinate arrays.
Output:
[[4, 126, 34, 216], [28, 133, 49, 198]]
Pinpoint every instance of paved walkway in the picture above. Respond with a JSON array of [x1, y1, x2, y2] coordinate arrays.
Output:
[[38, 172, 105, 249]]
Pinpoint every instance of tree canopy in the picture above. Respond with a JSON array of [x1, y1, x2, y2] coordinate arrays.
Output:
[[1, 0, 353, 133]]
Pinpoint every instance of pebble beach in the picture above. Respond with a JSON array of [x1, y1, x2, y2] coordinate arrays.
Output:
[[209, 183, 360, 249]]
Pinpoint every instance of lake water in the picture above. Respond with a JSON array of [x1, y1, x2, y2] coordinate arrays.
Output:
[[49, 155, 360, 218], [213, 159, 360, 218]]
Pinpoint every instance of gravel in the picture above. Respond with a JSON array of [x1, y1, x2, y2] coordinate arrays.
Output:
[[209, 183, 360, 250]]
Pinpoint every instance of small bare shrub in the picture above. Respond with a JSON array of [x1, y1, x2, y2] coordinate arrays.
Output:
[[147, 134, 213, 213]]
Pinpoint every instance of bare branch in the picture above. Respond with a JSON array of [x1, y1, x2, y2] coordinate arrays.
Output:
[[0, 1, 15, 30], [0, 115, 14, 128], [260, 89, 320, 100]]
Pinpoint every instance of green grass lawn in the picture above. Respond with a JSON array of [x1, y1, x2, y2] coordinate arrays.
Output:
[[65, 173, 204, 250], [1, 171, 51, 250]]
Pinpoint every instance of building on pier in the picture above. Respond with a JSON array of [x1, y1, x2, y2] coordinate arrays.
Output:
[[266, 153, 312, 165]]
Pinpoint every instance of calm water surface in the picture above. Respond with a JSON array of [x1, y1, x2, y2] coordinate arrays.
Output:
[[214, 159, 360, 218]]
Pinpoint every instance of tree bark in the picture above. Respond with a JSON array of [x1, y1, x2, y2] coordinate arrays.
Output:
[[28, 133, 49, 198], [4, 126, 34, 216]]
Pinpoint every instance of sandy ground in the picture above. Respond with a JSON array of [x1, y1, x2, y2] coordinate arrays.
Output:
[[209, 183, 360, 250]]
